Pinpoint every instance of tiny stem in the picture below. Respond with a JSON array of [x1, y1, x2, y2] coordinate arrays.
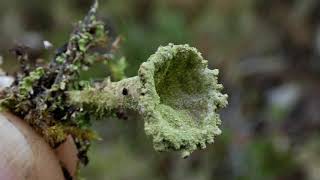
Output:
[[68, 76, 141, 114]]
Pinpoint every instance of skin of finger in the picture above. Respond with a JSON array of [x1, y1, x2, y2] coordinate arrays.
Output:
[[0, 112, 65, 180], [55, 135, 79, 177], [0, 113, 32, 180]]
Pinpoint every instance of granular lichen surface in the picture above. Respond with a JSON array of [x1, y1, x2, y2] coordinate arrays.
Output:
[[70, 44, 228, 158], [138, 44, 228, 157], [0, 0, 228, 168]]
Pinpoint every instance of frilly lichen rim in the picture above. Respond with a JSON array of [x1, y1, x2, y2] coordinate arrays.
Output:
[[138, 44, 228, 158]]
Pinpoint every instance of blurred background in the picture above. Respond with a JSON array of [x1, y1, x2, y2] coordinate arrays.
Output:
[[1, 0, 320, 179]]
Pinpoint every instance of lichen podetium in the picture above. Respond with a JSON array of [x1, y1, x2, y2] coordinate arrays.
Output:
[[69, 44, 228, 158], [0, 0, 227, 171]]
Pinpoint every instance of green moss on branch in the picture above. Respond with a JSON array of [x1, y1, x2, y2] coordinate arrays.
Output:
[[0, 0, 113, 164]]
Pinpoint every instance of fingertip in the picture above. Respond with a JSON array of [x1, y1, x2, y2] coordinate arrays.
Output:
[[55, 135, 79, 178], [0, 113, 33, 180], [0, 112, 65, 180]]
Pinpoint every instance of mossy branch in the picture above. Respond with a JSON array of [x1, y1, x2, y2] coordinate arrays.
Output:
[[69, 76, 140, 114], [0, 0, 228, 165], [0, 0, 113, 164]]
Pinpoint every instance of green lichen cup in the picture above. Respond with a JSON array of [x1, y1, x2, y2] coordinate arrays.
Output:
[[138, 44, 228, 157], [69, 44, 228, 158]]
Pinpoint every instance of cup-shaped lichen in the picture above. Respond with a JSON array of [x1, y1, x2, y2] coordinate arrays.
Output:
[[69, 44, 228, 158], [0, 1, 227, 168], [138, 44, 228, 157]]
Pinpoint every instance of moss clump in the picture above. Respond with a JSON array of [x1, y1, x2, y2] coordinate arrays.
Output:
[[19, 67, 45, 97], [0, 0, 114, 164]]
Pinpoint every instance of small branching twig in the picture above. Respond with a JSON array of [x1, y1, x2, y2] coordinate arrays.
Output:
[[0, 0, 112, 164]]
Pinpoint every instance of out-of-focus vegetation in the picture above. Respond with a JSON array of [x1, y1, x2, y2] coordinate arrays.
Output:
[[1, 0, 320, 179]]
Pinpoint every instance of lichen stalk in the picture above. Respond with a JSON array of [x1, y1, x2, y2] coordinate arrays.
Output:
[[69, 76, 141, 115]]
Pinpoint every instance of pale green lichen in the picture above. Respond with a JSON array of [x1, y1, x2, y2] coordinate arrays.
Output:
[[139, 44, 228, 157], [19, 67, 45, 97], [0, 2, 227, 176], [0, 0, 113, 164], [69, 76, 140, 116], [69, 44, 228, 158]]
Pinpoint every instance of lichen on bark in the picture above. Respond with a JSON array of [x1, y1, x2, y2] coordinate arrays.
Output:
[[0, 0, 113, 164]]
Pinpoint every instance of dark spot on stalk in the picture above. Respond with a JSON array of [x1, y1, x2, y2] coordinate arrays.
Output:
[[122, 88, 128, 95]]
